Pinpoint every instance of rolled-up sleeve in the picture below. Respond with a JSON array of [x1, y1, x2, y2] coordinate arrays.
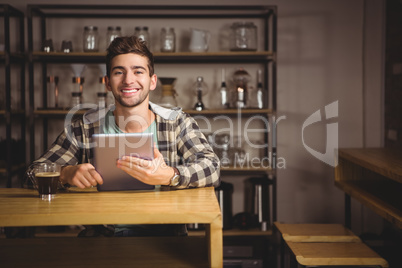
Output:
[[173, 114, 221, 189]]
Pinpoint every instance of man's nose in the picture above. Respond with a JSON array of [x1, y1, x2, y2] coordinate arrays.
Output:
[[123, 72, 135, 85]]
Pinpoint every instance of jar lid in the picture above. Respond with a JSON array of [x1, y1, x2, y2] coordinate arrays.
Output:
[[84, 26, 98, 31], [231, 21, 256, 28], [97, 92, 107, 97], [71, 92, 81, 96], [108, 26, 121, 31]]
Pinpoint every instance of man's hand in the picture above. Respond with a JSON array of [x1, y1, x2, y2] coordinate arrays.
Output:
[[60, 163, 103, 189], [116, 146, 174, 186]]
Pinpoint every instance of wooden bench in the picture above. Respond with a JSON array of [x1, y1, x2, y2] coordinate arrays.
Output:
[[274, 222, 361, 243], [286, 241, 388, 268], [274, 222, 364, 268]]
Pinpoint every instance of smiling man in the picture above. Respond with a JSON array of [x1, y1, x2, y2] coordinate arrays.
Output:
[[29, 36, 220, 236]]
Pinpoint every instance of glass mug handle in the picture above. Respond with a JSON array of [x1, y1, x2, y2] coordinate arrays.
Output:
[[25, 163, 39, 189]]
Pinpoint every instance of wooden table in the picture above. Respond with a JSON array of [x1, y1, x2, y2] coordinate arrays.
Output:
[[335, 148, 402, 229], [0, 187, 223, 267]]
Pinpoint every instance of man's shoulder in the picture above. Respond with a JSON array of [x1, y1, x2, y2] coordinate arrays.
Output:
[[149, 102, 186, 121], [62, 105, 104, 131]]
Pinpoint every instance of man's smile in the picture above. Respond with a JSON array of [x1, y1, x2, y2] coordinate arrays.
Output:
[[121, 88, 140, 94]]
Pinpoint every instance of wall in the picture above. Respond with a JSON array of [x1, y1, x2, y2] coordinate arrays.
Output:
[[0, 0, 385, 234], [385, 0, 402, 148]]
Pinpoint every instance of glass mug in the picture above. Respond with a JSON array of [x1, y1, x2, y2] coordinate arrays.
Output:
[[27, 163, 61, 201]]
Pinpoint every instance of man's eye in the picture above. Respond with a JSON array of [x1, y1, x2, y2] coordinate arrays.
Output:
[[114, 71, 123, 75], [135, 71, 143, 74]]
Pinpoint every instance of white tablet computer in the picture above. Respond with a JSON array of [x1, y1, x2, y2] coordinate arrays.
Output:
[[93, 133, 155, 191]]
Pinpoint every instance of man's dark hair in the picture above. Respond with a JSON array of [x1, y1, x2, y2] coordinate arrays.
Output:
[[106, 36, 154, 78]]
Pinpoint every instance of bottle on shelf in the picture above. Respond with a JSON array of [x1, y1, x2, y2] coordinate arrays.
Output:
[[220, 68, 230, 109], [256, 69, 264, 109], [193, 76, 209, 111]]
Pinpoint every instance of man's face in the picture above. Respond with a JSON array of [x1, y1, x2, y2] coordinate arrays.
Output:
[[106, 53, 157, 108]]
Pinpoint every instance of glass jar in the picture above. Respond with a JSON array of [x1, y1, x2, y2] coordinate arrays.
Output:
[[106, 26, 121, 47], [83, 26, 99, 52], [230, 22, 257, 51], [71, 92, 82, 107], [134, 26, 150, 48], [160, 27, 175, 52], [159, 77, 178, 109], [97, 92, 107, 108]]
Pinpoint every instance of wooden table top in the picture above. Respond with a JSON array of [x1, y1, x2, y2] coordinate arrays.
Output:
[[0, 187, 221, 227], [274, 222, 360, 242], [338, 148, 402, 184], [286, 242, 389, 267]]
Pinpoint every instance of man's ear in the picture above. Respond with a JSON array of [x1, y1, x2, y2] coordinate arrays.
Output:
[[150, 74, 157, 91], [105, 76, 112, 92]]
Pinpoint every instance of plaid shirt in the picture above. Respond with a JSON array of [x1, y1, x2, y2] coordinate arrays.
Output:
[[34, 102, 220, 189]]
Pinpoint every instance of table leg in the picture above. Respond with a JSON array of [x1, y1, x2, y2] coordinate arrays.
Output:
[[345, 194, 351, 229], [205, 216, 223, 268]]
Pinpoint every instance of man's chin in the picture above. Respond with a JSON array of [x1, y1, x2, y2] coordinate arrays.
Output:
[[116, 97, 148, 108]]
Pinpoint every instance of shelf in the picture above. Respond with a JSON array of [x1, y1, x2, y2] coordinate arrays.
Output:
[[222, 166, 272, 172], [34, 109, 86, 117], [31, 51, 274, 64], [0, 110, 25, 116], [185, 108, 273, 115], [0, 52, 25, 62], [28, 4, 275, 19], [34, 108, 273, 117]]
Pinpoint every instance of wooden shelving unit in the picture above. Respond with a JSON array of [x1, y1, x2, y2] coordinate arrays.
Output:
[[0, 4, 26, 187], [335, 148, 402, 229]]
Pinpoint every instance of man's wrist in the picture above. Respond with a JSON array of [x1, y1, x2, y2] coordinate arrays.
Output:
[[60, 166, 70, 185], [167, 167, 181, 187]]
